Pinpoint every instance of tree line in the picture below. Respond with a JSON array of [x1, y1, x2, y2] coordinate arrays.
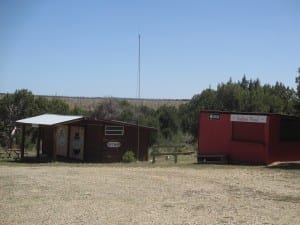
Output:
[[1, 73, 300, 148]]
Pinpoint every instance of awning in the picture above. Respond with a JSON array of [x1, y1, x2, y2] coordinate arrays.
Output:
[[16, 114, 84, 127]]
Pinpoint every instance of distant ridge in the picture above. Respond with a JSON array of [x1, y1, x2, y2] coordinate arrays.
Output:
[[0, 93, 190, 111]]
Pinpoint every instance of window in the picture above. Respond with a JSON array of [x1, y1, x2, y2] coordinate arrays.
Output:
[[232, 122, 265, 144], [105, 126, 124, 136]]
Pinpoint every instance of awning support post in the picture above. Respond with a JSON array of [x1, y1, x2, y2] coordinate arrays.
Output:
[[21, 125, 25, 159], [36, 127, 41, 158]]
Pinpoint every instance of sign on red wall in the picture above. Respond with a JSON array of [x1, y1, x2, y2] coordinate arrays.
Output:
[[230, 114, 267, 123]]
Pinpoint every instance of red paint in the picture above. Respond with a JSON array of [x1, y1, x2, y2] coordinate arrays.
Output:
[[198, 112, 231, 155], [267, 115, 300, 164], [198, 111, 300, 164]]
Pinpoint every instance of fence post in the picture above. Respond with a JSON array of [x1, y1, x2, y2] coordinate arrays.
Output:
[[174, 154, 178, 163], [152, 153, 156, 163]]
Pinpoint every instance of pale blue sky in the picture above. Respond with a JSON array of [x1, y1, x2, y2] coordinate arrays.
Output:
[[1, 0, 299, 99]]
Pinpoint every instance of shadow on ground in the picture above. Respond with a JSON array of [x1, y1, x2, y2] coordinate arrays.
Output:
[[267, 162, 300, 170]]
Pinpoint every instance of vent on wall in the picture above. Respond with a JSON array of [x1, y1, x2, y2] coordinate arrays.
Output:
[[105, 126, 124, 136]]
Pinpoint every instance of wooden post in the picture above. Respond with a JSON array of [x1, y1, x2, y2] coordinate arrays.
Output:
[[174, 154, 178, 163], [152, 153, 156, 164], [67, 125, 71, 158], [152, 146, 158, 164], [20, 125, 25, 159], [52, 127, 56, 161], [36, 127, 41, 158]]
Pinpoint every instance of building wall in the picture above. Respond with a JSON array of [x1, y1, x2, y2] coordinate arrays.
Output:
[[229, 141, 267, 164], [73, 121, 151, 162], [199, 111, 300, 164], [101, 131, 125, 163], [267, 115, 300, 164], [124, 126, 150, 161], [42, 127, 54, 157], [99, 125, 149, 162], [229, 118, 269, 164], [40, 121, 152, 162], [198, 111, 269, 164], [198, 112, 231, 155], [84, 124, 104, 162]]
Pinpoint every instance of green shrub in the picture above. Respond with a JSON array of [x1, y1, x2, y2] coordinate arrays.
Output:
[[122, 150, 136, 163]]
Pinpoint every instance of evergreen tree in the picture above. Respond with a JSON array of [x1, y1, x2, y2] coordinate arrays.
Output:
[[295, 67, 300, 114]]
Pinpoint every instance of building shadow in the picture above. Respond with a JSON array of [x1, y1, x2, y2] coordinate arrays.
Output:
[[267, 162, 300, 170]]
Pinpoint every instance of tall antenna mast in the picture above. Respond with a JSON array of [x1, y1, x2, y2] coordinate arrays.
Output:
[[137, 34, 141, 161], [138, 34, 141, 105]]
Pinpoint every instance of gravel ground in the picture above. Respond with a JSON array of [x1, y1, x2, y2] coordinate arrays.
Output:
[[0, 164, 299, 225]]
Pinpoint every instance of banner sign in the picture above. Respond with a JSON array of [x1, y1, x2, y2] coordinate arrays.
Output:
[[230, 114, 267, 123], [106, 141, 122, 148]]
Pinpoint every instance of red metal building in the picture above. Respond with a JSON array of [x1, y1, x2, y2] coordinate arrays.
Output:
[[198, 111, 300, 164]]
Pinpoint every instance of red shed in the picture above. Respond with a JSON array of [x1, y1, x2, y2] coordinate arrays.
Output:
[[16, 114, 156, 162], [198, 111, 300, 164]]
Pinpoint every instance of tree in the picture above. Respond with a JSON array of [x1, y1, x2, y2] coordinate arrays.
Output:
[[0, 94, 14, 147], [216, 82, 243, 111], [71, 105, 88, 116], [91, 98, 120, 120], [116, 100, 135, 123], [157, 106, 178, 140], [0, 89, 35, 148], [48, 98, 70, 114], [295, 67, 300, 114], [34, 96, 50, 115], [239, 74, 249, 89], [138, 105, 157, 128], [296, 67, 300, 97], [179, 89, 218, 141]]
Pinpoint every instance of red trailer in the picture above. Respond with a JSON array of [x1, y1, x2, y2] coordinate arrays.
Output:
[[198, 111, 300, 164]]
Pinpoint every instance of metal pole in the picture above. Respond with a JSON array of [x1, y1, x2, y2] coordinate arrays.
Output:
[[137, 34, 141, 161]]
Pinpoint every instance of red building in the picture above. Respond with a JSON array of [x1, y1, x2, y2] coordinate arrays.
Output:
[[16, 114, 156, 162], [198, 111, 300, 164]]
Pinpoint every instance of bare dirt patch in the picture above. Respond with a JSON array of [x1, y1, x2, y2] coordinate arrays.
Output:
[[0, 164, 299, 225]]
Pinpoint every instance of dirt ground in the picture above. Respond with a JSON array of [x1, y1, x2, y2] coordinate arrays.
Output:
[[0, 163, 299, 225]]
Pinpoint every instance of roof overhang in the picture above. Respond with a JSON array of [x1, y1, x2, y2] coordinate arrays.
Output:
[[16, 114, 84, 127]]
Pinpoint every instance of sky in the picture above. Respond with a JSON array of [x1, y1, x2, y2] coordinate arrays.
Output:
[[0, 0, 300, 99]]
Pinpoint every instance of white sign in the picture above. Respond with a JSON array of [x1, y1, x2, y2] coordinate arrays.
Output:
[[209, 113, 220, 120], [230, 114, 267, 123], [106, 141, 121, 148]]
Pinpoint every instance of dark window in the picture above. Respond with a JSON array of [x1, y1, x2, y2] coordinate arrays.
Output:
[[232, 122, 265, 144], [280, 118, 300, 141]]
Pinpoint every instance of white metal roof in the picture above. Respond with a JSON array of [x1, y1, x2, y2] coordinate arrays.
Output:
[[16, 114, 83, 126]]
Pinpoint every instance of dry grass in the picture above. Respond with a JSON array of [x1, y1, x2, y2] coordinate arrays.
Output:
[[0, 162, 299, 225]]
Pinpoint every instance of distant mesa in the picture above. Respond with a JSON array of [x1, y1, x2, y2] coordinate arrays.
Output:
[[0, 93, 189, 110]]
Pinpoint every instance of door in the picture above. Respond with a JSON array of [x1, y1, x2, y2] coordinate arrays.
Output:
[[69, 126, 85, 160], [55, 125, 68, 157]]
